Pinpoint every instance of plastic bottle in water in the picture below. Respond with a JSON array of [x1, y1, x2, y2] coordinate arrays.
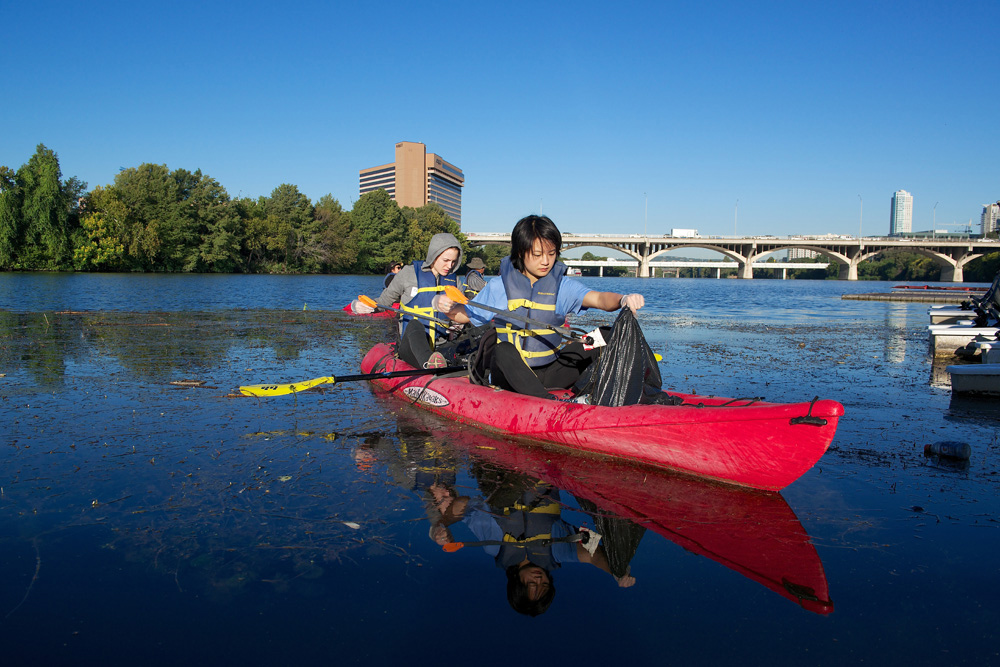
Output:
[[924, 441, 972, 460]]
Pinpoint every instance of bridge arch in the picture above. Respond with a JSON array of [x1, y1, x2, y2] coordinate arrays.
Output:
[[463, 233, 997, 281]]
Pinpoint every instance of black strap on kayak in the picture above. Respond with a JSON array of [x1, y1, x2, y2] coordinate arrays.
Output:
[[789, 396, 828, 427], [681, 397, 764, 408]]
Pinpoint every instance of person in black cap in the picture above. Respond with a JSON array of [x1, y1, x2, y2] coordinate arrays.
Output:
[[384, 261, 403, 288], [464, 257, 487, 297]]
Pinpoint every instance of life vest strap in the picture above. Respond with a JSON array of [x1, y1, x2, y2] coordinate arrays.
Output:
[[507, 298, 557, 312]]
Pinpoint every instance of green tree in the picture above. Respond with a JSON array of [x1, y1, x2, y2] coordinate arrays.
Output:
[[12, 144, 83, 269], [351, 190, 409, 273], [106, 164, 234, 272], [74, 186, 130, 270], [312, 195, 357, 273], [0, 165, 23, 268], [402, 203, 466, 263], [965, 252, 1000, 282]]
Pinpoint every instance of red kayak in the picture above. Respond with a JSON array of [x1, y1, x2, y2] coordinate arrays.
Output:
[[361, 343, 843, 491], [392, 408, 833, 614], [343, 303, 396, 318]]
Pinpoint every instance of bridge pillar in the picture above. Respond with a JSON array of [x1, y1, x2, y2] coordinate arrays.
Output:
[[837, 261, 858, 280], [941, 263, 963, 283], [737, 262, 753, 279]]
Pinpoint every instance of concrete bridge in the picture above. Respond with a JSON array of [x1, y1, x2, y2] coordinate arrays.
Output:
[[465, 233, 1000, 281], [563, 258, 829, 279]]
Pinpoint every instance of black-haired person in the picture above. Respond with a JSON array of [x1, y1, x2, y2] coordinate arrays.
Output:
[[437, 215, 643, 398], [451, 478, 634, 617], [383, 261, 403, 289], [378, 234, 462, 369]]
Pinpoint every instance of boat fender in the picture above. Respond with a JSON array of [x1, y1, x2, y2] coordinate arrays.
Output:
[[789, 397, 828, 427]]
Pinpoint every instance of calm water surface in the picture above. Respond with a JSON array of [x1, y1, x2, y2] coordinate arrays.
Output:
[[1, 274, 997, 665]]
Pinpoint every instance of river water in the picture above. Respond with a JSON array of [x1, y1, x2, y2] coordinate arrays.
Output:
[[1, 273, 997, 665]]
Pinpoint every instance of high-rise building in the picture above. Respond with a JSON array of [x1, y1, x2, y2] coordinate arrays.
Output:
[[889, 190, 913, 236], [982, 202, 1000, 236], [359, 141, 464, 225]]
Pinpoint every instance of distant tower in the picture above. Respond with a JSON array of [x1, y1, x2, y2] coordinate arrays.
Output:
[[358, 141, 464, 226], [982, 202, 1000, 236], [889, 190, 913, 236]]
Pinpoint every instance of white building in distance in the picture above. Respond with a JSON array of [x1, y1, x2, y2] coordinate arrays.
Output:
[[890, 190, 913, 236], [982, 202, 1000, 235]]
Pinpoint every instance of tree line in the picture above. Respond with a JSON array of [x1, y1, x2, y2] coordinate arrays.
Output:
[[0, 144, 500, 274], [4, 143, 998, 280]]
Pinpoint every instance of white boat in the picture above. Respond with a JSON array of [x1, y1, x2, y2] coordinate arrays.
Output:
[[929, 326, 1000, 356], [929, 306, 979, 324], [947, 364, 1000, 395]]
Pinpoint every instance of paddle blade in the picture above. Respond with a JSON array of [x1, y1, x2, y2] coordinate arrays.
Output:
[[442, 542, 464, 553], [358, 294, 378, 308], [444, 285, 469, 305], [239, 376, 336, 397]]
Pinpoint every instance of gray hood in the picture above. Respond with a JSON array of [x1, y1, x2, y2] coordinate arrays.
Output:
[[423, 233, 463, 273]]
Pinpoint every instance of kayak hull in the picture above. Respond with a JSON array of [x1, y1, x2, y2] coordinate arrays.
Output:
[[361, 343, 842, 491]]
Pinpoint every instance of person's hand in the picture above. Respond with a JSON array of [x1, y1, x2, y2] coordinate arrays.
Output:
[[614, 565, 635, 587], [619, 293, 644, 313], [432, 294, 456, 313], [352, 298, 376, 314]]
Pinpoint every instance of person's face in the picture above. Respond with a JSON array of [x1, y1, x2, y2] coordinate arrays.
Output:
[[521, 238, 558, 283], [391, 264, 402, 273], [518, 564, 551, 601], [432, 248, 460, 276]]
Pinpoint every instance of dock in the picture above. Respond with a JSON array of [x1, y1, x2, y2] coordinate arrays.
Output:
[[843, 292, 972, 303]]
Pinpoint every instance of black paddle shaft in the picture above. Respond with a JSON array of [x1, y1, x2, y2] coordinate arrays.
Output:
[[335, 366, 466, 384]]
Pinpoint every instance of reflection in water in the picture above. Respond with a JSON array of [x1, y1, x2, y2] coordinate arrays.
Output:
[[884, 303, 908, 364], [365, 405, 834, 616]]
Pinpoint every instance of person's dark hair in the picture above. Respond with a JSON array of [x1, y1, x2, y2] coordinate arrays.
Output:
[[510, 215, 561, 273], [505, 565, 556, 617]]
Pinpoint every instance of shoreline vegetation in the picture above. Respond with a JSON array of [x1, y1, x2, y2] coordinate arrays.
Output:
[[3, 144, 998, 281]]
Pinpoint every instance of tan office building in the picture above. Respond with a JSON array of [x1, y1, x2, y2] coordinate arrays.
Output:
[[359, 141, 464, 226]]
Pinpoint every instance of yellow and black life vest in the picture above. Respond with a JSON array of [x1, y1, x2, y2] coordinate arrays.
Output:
[[399, 260, 458, 348], [496, 257, 567, 368]]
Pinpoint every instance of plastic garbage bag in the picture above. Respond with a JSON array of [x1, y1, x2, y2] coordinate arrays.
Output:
[[575, 308, 670, 407]]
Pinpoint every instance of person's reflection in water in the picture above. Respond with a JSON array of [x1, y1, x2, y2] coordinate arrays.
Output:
[[429, 466, 635, 617]]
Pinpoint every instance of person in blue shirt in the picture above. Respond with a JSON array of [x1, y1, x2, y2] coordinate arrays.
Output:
[[437, 215, 644, 398]]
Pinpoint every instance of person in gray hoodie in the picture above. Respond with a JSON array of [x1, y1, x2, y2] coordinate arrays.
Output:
[[376, 233, 464, 369]]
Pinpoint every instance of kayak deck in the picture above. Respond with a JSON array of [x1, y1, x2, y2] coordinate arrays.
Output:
[[361, 344, 842, 491]]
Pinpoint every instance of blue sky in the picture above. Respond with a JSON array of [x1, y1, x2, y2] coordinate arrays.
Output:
[[3, 0, 998, 239]]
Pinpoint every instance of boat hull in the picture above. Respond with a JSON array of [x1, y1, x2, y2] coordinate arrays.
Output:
[[930, 327, 1000, 355], [947, 364, 1000, 395], [361, 343, 843, 491]]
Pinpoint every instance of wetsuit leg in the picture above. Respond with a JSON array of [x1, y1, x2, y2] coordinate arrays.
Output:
[[399, 319, 433, 368]]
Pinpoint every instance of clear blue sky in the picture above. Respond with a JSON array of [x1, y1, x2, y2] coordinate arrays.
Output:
[[3, 0, 998, 238]]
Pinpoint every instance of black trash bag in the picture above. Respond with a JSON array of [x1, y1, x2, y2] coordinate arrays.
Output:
[[575, 308, 673, 407], [575, 497, 646, 580]]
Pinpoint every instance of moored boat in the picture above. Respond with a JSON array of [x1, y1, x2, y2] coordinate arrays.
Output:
[[361, 343, 843, 491], [947, 363, 1000, 395]]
